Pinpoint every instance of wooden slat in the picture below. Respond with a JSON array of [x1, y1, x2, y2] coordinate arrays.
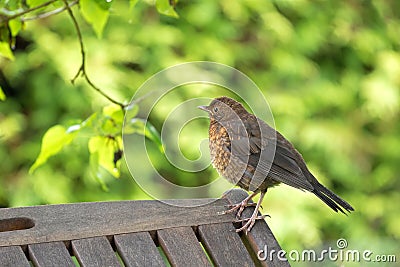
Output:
[[0, 198, 233, 247], [158, 227, 212, 267], [224, 189, 290, 267], [72, 236, 121, 267], [29, 241, 75, 267], [114, 232, 165, 267], [199, 223, 255, 267], [0, 246, 30, 267], [0, 190, 289, 267]]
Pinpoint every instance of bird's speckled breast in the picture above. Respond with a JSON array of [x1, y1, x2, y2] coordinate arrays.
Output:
[[209, 121, 231, 175], [208, 120, 251, 187], [208, 119, 274, 191]]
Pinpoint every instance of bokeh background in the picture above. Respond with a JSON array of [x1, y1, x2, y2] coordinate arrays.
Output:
[[1, 1, 399, 266]]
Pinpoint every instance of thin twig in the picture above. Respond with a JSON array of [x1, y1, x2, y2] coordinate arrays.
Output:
[[22, 0, 79, 21], [126, 91, 157, 109], [0, 0, 57, 23], [61, 0, 126, 109]]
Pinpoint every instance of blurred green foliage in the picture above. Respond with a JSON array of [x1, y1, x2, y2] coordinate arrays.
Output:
[[0, 0, 399, 263]]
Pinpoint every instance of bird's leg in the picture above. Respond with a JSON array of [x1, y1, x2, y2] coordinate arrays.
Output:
[[235, 191, 267, 234], [219, 191, 259, 218]]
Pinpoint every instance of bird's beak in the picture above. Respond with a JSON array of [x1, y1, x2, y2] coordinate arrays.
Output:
[[198, 105, 210, 112]]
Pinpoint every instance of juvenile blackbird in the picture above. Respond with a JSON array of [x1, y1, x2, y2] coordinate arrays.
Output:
[[199, 96, 354, 233]]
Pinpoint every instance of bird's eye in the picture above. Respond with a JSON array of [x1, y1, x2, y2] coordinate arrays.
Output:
[[213, 107, 219, 112]]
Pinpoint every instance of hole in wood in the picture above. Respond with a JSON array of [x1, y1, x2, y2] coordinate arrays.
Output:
[[0, 217, 35, 232]]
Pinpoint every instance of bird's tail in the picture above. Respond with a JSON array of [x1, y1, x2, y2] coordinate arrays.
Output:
[[312, 182, 354, 214]]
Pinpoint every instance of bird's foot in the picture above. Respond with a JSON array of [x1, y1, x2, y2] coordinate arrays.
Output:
[[234, 213, 270, 234], [232, 191, 268, 234], [217, 192, 258, 218], [218, 200, 254, 218]]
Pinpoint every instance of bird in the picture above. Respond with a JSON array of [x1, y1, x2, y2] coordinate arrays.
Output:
[[198, 96, 354, 233]]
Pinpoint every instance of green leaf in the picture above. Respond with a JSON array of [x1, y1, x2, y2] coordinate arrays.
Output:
[[26, 0, 51, 7], [66, 123, 81, 133], [129, 118, 164, 153], [122, 104, 139, 134], [67, 107, 124, 138], [9, 19, 22, 37], [80, 0, 112, 38], [156, 0, 179, 18], [102, 104, 124, 134], [0, 25, 10, 42], [2, 0, 21, 10], [30, 125, 77, 173], [89, 150, 110, 191], [0, 85, 5, 101], [95, 0, 113, 10], [129, 0, 138, 10], [88, 136, 120, 178], [103, 104, 123, 124], [145, 121, 163, 152], [83, 112, 99, 126], [0, 42, 14, 60], [124, 103, 139, 121]]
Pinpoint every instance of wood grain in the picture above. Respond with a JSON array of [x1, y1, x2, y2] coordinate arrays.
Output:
[[72, 236, 121, 267], [199, 222, 255, 267], [224, 189, 290, 267], [29, 241, 75, 267], [158, 227, 212, 267], [0, 189, 289, 267], [0, 198, 232, 247], [114, 232, 165, 267], [0, 245, 30, 267]]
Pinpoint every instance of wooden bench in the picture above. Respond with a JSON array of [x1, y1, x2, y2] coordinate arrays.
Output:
[[0, 189, 289, 267]]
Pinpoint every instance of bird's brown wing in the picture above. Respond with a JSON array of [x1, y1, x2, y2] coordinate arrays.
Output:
[[230, 116, 314, 192], [262, 144, 314, 191]]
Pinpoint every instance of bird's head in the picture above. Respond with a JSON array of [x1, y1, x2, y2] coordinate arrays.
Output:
[[198, 96, 246, 121]]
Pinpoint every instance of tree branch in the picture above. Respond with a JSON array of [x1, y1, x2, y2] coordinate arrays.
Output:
[[61, 0, 126, 110], [22, 0, 79, 21], [0, 0, 57, 23]]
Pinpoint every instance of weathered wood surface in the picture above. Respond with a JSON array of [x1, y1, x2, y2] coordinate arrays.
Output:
[[158, 226, 212, 267], [198, 222, 255, 267], [28, 241, 75, 267], [0, 246, 30, 267], [72, 236, 121, 267], [114, 232, 165, 267], [0, 198, 231, 247], [225, 189, 291, 267], [0, 189, 289, 266]]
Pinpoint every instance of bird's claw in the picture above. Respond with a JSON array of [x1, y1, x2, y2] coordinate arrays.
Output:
[[235, 214, 270, 234], [234, 214, 270, 223], [219, 199, 256, 218], [219, 191, 267, 234], [224, 203, 258, 208], [223, 202, 247, 218]]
